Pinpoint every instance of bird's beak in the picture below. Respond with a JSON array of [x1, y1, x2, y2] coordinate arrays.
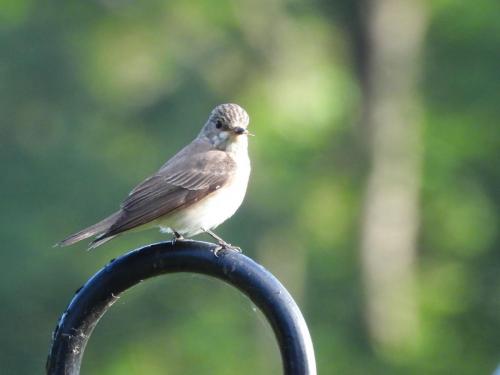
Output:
[[234, 127, 255, 136]]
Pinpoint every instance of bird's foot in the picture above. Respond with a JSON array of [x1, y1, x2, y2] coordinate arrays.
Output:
[[202, 228, 241, 256], [172, 231, 184, 245], [213, 241, 242, 257], [214, 239, 242, 255]]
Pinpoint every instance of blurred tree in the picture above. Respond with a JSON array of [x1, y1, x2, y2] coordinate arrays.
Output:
[[0, 0, 499, 374], [358, 0, 427, 355]]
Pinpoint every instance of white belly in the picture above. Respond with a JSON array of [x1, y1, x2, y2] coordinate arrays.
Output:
[[157, 156, 250, 237]]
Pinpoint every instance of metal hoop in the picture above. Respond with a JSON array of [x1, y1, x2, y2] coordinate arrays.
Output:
[[46, 240, 316, 374]]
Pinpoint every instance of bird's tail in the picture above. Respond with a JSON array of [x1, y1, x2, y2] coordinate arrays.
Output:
[[56, 212, 120, 248]]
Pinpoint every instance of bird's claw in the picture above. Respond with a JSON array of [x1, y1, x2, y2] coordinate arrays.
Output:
[[202, 227, 241, 256], [213, 242, 242, 257], [213, 245, 223, 257], [228, 245, 242, 253], [172, 231, 184, 245]]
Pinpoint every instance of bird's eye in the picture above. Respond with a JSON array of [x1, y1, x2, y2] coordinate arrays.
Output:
[[215, 120, 223, 129]]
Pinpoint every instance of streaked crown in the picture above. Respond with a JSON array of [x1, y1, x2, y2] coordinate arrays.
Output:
[[209, 103, 249, 129]]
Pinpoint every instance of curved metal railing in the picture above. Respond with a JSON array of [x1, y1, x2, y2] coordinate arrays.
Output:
[[46, 240, 316, 375]]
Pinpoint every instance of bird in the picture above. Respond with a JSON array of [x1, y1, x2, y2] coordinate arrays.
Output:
[[57, 103, 252, 252]]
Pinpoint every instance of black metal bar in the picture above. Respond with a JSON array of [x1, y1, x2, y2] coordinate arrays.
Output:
[[46, 240, 316, 375]]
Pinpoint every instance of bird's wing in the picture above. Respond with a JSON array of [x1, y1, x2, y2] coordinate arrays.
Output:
[[102, 148, 236, 238]]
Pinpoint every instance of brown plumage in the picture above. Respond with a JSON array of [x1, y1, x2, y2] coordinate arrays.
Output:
[[57, 103, 251, 249]]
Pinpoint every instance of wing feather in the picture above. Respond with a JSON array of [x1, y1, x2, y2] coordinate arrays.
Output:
[[102, 149, 235, 237]]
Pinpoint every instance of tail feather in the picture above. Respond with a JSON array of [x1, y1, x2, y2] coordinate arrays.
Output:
[[56, 212, 120, 247], [88, 234, 116, 250]]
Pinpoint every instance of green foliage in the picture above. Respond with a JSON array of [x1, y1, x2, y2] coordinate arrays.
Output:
[[0, 0, 498, 374]]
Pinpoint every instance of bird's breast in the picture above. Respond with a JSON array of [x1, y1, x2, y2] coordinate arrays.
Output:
[[159, 152, 250, 236]]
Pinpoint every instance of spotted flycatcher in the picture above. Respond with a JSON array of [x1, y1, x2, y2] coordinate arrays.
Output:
[[57, 103, 251, 251]]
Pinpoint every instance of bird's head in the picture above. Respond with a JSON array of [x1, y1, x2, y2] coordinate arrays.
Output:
[[200, 103, 251, 150]]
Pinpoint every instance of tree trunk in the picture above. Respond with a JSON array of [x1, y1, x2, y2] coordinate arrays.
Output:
[[359, 0, 428, 352]]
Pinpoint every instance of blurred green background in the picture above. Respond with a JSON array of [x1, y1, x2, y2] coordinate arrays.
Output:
[[1, 0, 499, 374]]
